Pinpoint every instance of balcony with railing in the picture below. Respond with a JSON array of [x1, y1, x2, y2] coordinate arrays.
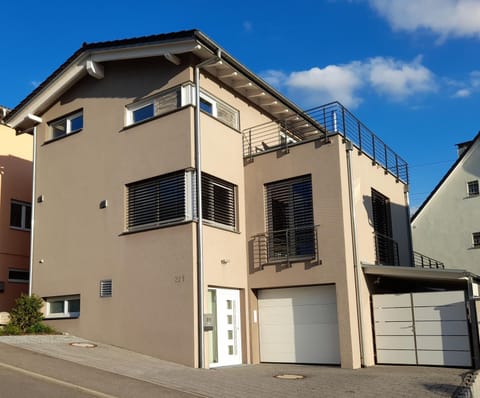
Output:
[[243, 101, 409, 184], [413, 251, 445, 269], [374, 232, 400, 266], [251, 225, 320, 269]]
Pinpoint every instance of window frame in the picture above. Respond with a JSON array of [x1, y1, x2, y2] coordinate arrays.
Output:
[[7, 268, 29, 284], [202, 173, 237, 231], [10, 200, 31, 231], [467, 180, 479, 197], [45, 295, 80, 319], [473, 232, 480, 249], [47, 110, 83, 141], [126, 170, 195, 232]]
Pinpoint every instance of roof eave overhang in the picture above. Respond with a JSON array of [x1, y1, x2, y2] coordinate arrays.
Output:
[[7, 38, 201, 132], [362, 263, 479, 282]]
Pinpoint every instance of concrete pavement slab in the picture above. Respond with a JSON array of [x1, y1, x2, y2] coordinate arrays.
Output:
[[0, 335, 466, 397]]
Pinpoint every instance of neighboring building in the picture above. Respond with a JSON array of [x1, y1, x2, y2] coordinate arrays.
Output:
[[412, 132, 480, 273], [0, 107, 32, 311], [5, 30, 415, 369]]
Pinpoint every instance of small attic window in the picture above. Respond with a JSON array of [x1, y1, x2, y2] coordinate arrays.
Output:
[[48, 111, 83, 141], [467, 180, 479, 197]]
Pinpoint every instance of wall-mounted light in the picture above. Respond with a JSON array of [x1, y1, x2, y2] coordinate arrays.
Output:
[[220, 259, 230, 265], [99, 200, 108, 209], [37, 195, 44, 203]]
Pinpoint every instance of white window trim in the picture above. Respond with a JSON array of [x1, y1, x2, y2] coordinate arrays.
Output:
[[49, 111, 83, 140], [8, 268, 29, 284], [45, 295, 80, 319], [467, 180, 479, 197], [10, 200, 31, 231]]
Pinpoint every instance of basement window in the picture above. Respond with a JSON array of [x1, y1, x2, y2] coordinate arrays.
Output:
[[45, 295, 80, 318]]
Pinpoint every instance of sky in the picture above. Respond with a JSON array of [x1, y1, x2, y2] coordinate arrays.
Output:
[[1, 0, 479, 210]]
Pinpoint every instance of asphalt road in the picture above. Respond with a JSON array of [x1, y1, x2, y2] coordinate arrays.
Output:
[[0, 343, 201, 398]]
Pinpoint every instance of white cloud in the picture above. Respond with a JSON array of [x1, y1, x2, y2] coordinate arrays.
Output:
[[367, 56, 436, 99], [453, 88, 471, 98], [261, 56, 436, 108], [368, 0, 480, 40]]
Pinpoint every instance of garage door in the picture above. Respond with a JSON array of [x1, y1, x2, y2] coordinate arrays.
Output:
[[258, 285, 340, 364], [373, 290, 471, 367]]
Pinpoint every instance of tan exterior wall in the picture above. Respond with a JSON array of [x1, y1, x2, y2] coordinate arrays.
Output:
[[244, 135, 410, 368], [0, 124, 32, 311]]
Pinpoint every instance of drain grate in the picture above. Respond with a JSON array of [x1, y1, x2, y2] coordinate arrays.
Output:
[[70, 342, 97, 348], [274, 374, 305, 380]]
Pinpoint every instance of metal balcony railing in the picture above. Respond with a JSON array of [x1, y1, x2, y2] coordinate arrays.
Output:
[[374, 232, 400, 266], [243, 101, 409, 184], [251, 225, 319, 268], [413, 251, 445, 269]]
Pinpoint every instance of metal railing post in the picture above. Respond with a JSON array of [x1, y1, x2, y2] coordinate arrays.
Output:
[[248, 129, 252, 160], [341, 105, 346, 136], [357, 121, 362, 151]]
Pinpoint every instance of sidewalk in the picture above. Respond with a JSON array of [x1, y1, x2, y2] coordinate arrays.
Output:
[[0, 335, 466, 397]]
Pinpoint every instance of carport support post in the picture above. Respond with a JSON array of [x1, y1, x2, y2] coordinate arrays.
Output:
[[467, 277, 480, 369]]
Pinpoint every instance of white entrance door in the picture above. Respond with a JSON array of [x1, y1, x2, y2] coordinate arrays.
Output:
[[258, 285, 340, 364], [373, 290, 471, 367], [208, 288, 242, 367]]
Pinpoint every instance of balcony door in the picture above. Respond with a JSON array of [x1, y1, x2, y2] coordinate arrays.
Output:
[[371, 189, 397, 265]]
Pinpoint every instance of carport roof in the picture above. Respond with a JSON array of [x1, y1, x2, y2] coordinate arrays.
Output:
[[362, 264, 480, 282]]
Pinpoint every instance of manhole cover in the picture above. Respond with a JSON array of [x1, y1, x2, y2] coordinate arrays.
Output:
[[70, 342, 97, 348], [274, 374, 305, 380]]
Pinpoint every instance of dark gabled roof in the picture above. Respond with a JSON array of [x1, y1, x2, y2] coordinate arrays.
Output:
[[5, 29, 198, 123], [411, 130, 480, 222]]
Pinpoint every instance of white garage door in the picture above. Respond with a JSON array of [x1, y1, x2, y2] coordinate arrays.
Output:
[[373, 290, 471, 367], [258, 285, 340, 364]]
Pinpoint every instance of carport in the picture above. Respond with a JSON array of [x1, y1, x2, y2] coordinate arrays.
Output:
[[363, 264, 480, 368]]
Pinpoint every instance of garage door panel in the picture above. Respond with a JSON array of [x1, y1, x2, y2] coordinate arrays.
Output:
[[415, 321, 469, 335], [376, 349, 416, 364], [375, 335, 415, 350], [416, 335, 471, 351], [417, 350, 472, 367], [413, 291, 465, 307], [374, 321, 414, 335], [258, 285, 340, 364], [373, 293, 411, 308], [373, 307, 413, 322], [414, 304, 467, 321]]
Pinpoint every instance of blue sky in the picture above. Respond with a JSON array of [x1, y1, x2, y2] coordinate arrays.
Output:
[[2, 0, 479, 210]]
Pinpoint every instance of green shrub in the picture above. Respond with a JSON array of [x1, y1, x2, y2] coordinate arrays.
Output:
[[0, 323, 22, 336], [26, 322, 56, 334], [9, 293, 44, 333]]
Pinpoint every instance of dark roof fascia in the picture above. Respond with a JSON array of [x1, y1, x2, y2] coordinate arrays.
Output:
[[411, 130, 480, 222], [5, 30, 198, 124]]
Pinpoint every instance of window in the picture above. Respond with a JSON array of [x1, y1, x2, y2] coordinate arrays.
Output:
[[199, 92, 239, 129], [371, 189, 398, 265], [202, 174, 236, 230], [126, 87, 181, 125], [473, 232, 480, 248], [468, 180, 479, 197], [45, 296, 80, 318], [265, 175, 315, 261], [100, 280, 112, 297], [49, 111, 83, 140], [8, 269, 29, 283], [126, 170, 194, 231], [10, 200, 31, 231]]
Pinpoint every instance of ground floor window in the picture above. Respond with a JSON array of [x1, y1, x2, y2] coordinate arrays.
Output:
[[45, 295, 80, 318]]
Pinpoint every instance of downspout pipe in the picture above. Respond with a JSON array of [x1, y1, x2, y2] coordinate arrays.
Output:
[[346, 140, 366, 367], [467, 277, 480, 369], [28, 123, 39, 296], [194, 50, 221, 368]]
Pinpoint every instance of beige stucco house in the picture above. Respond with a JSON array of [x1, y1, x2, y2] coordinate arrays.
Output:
[[412, 132, 480, 273], [0, 108, 32, 311], [5, 30, 418, 369]]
